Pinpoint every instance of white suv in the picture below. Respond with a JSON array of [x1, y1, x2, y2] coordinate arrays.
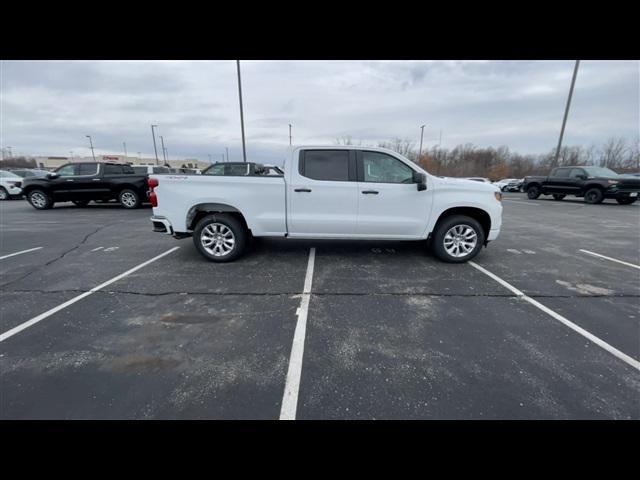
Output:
[[0, 170, 24, 200]]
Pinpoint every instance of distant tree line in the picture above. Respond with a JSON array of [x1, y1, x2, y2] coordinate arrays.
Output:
[[0, 157, 38, 168], [335, 136, 640, 179]]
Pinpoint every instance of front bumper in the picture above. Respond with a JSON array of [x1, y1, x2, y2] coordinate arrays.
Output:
[[606, 189, 639, 200]]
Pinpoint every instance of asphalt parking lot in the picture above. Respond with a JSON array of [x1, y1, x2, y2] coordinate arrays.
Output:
[[1, 193, 639, 419]]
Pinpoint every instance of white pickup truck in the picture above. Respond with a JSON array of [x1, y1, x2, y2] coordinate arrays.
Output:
[[149, 146, 502, 263]]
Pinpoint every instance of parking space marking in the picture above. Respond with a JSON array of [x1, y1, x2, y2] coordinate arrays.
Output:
[[0, 247, 43, 260], [579, 249, 640, 271], [468, 261, 640, 372], [280, 247, 316, 420], [0, 246, 180, 343], [91, 247, 104, 252]]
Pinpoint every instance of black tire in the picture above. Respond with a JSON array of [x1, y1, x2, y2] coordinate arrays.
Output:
[[584, 187, 604, 204], [616, 197, 637, 205], [118, 189, 141, 209], [27, 189, 54, 210], [526, 185, 541, 199], [0, 187, 8, 201], [431, 215, 485, 263], [72, 200, 90, 207], [552, 194, 565, 201], [193, 213, 247, 263]]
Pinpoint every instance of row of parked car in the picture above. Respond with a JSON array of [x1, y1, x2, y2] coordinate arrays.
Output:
[[0, 164, 200, 204], [462, 177, 524, 192], [0, 161, 283, 209]]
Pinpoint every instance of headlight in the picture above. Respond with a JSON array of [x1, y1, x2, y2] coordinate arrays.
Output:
[[494, 191, 502, 202], [607, 180, 619, 185]]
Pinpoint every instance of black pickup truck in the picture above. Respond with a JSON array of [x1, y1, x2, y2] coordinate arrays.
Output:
[[21, 162, 149, 210], [523, 166, 640, 204]]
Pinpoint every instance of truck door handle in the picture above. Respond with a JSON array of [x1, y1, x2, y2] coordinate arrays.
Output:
[[362, 190, 379, 194], [66, 179, 75, 182], [92, 178, 102, 181], [294, 188, 312, 192]]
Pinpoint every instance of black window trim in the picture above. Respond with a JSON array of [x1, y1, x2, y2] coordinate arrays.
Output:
[[298, 149, 356, 182], [355, 150, 417, 184]]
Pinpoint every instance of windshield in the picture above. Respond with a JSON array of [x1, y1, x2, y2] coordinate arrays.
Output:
[[582, 166, 619, 178]]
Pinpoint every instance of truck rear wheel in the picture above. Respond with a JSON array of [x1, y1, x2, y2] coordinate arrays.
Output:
[[193, 214, 247, 262], [584, 188, 604, 204], [526, 185, 541, 199], [431, 215, 485, 263]]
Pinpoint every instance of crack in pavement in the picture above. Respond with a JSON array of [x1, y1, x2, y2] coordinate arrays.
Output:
[[0, 222, 117, 289], [2, 288, 639, 299]]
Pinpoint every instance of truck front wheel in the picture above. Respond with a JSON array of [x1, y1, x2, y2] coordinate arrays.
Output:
[[584, 188, 604, 204], [431, 215, 485, 263], [526, 185, 541, 199], [193, 214, 247, 262]]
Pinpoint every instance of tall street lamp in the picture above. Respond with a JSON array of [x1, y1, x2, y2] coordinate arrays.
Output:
[[554, 60, 580, 166], [159, 135, 167, 163], [151, 124, 159, 165], [225, 147, 229, 162], [236, 60, 247, 163], [418, 124, 427, 161], [86, 135, 96, 161], [289, 124, 292, 146], [123, 142, 128, 159]]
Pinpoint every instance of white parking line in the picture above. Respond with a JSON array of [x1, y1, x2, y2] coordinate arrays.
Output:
[[468, 261, 640, 372], [579, 249, 640, 271], [280, 247, 316, 420], [0, 246, 180, 343], [0, 247, 43, 260]]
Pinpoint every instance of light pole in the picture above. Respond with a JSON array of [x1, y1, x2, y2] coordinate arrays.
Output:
[[226, 147, 229, 162], [69, 151, 74, 162], [159, 135, 167, 163], [151, 124, 159, 165], [289, 124, 292, 146], [554, 60, 580, 166], [418, 124, 427, 161], [236, 60, 247, 163], [123, 142, 127, 160], [86, 135, 96, 161]]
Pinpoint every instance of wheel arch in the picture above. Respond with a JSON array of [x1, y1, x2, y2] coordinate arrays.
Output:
[[187, 203, 250, 234], [431, 206, 491, 244]]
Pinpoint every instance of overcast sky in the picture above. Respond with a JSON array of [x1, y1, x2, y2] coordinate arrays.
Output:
[[1, 60, 638, 165]]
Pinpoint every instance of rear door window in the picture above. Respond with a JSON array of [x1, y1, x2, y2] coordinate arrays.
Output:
[[78, 164, 99, 176], [553, 168, 571, 178], [103, 164, 124, 175], [301, 150, 350, 181]]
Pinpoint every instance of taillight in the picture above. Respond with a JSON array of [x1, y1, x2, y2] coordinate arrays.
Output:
[[147, 177, 159, 207]]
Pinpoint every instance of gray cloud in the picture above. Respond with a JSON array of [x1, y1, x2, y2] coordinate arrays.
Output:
[[1, 60, 638, 165]]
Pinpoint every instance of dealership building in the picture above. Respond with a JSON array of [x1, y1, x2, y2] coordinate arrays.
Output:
[[32, 155, 209, 170]]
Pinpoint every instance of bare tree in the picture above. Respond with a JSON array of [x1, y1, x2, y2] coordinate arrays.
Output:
[[599, 137, 629, 169]]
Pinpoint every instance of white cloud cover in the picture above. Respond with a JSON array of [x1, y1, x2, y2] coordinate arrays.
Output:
[[1, 60, 638, 165]]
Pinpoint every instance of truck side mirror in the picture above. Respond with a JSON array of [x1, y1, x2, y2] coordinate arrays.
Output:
[[413, 171, 427, 191], [47, 173, 59, 179]]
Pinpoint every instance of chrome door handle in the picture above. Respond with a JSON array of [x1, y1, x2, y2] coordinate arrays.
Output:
[[92, 178, 102, 181], [66, 179, 75, 182]]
